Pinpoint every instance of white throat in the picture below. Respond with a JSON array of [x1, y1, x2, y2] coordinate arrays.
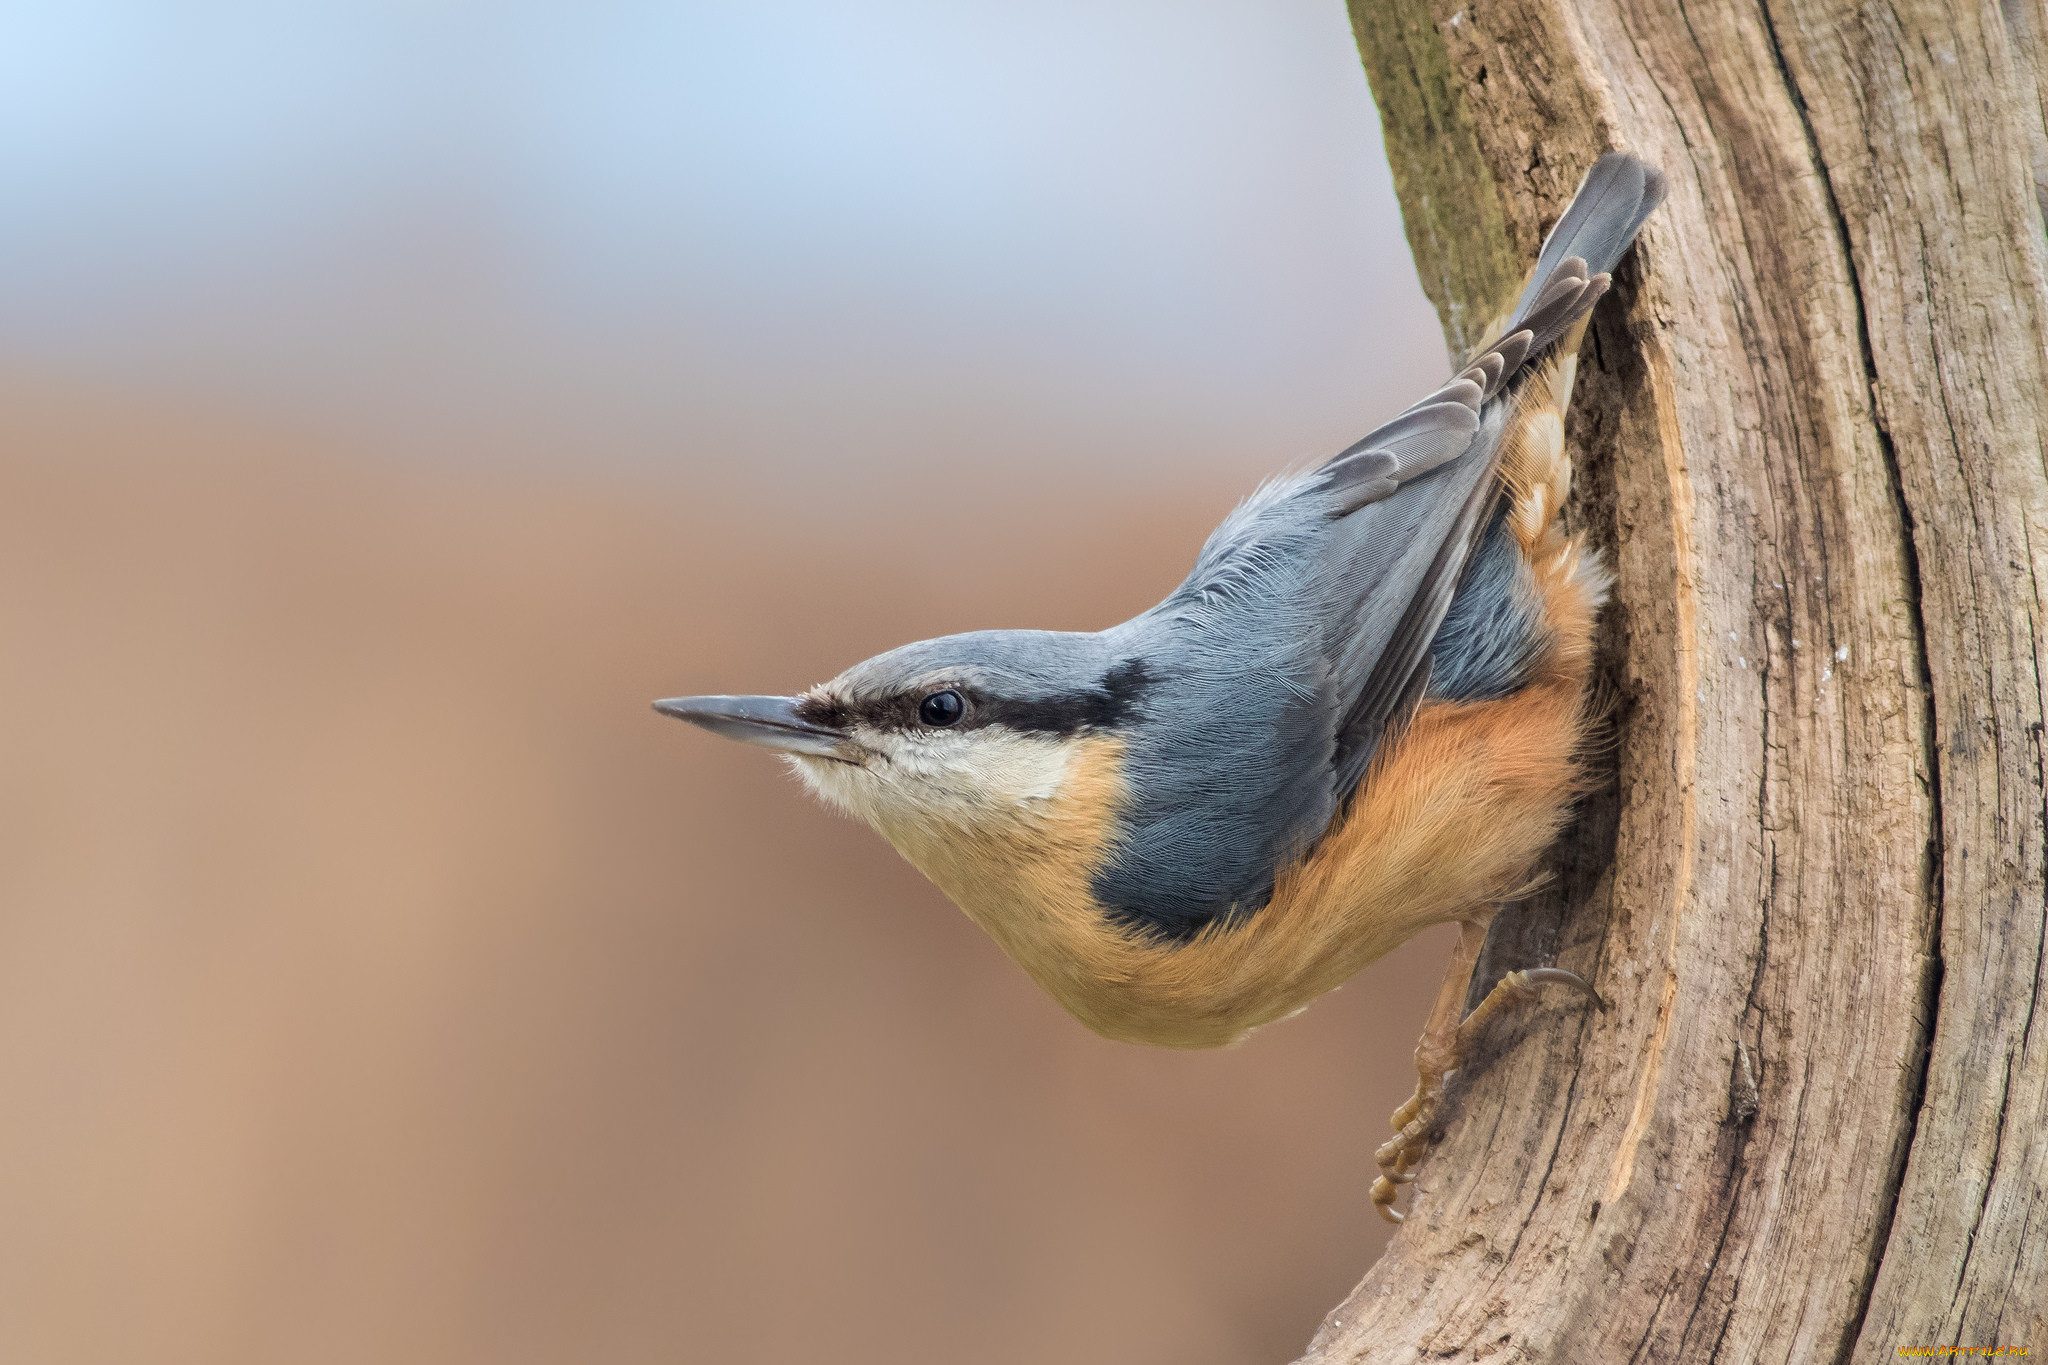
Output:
[[789, 727, 1077, 836]]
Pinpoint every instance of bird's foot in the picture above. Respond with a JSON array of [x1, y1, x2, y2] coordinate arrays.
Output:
[[1371, 966, 1599, 1223]]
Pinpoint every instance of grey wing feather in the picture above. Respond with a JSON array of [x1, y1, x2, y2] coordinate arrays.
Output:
[[1318, 152, 1666, 797], [1097, 154, 1663, 936]]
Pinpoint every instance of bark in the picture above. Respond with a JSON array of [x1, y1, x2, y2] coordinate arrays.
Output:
[[1305, 2, 2048, 1359]]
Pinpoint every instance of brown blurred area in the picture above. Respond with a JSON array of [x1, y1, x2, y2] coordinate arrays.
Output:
[[0, 374, 1452, 1364], [0, 3, 1462, 1356]]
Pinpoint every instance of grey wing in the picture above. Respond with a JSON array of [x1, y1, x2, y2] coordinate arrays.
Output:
[[1095, 377, 1522, 939], [1313, 309, 1580, 795], [1320, 151, 1666, 798], [1097, 292, 1588, 936], [1096, 154, 1663, 938]]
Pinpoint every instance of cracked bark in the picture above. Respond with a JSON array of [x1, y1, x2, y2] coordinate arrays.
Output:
[[1305, 1, 2048, 1360]]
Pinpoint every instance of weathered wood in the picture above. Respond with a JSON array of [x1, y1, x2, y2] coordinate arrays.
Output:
[[1305, 1, 2048, 1359]]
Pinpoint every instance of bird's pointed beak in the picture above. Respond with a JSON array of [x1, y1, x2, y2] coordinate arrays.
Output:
[[652, 694, 865, 762]]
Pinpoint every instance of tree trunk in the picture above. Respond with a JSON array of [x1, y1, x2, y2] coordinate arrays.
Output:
[[1304, 2, 2048, 1359]]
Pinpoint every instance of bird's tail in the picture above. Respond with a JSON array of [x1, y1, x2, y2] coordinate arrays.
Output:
[[1512, 153, 1667, 327], [1471, 152, 1668, 365], [1487, 155, 1666, 673]]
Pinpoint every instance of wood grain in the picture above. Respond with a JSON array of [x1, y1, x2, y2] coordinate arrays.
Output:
[[1308, 1, 2047, 1357]]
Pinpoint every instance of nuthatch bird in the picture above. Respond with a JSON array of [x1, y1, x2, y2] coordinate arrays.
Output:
[[657, 154, 1665, 1222]]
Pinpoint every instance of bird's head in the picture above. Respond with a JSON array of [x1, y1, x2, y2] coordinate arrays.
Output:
[[655, 630, 1150, 839]]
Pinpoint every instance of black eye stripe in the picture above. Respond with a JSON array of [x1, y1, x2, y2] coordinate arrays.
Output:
[[973, 659, 1153, 734], [799, 659, 1154, 736]]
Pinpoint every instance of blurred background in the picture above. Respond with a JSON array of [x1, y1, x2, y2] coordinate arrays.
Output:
[[0, 2, 1457, 1361]]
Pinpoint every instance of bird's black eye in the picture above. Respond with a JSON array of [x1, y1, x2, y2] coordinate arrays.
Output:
[[918, 689, 965, 727]]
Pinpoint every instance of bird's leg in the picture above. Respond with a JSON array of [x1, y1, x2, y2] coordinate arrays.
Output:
[[1371, 920, 1598, 1223], [1371, 921, 1486, 1222]]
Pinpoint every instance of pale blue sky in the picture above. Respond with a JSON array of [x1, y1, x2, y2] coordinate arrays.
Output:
[[0, 0, 1443, 480]]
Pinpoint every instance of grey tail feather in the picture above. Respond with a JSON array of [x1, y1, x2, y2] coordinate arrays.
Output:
[[1319, 153, 1665, 490], [1503, 152, 1667, 338]]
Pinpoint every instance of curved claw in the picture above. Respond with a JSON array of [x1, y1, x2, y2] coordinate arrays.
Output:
[[1371, 1177, 1405, 1223], [1511, 965, 1606, 1010]]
